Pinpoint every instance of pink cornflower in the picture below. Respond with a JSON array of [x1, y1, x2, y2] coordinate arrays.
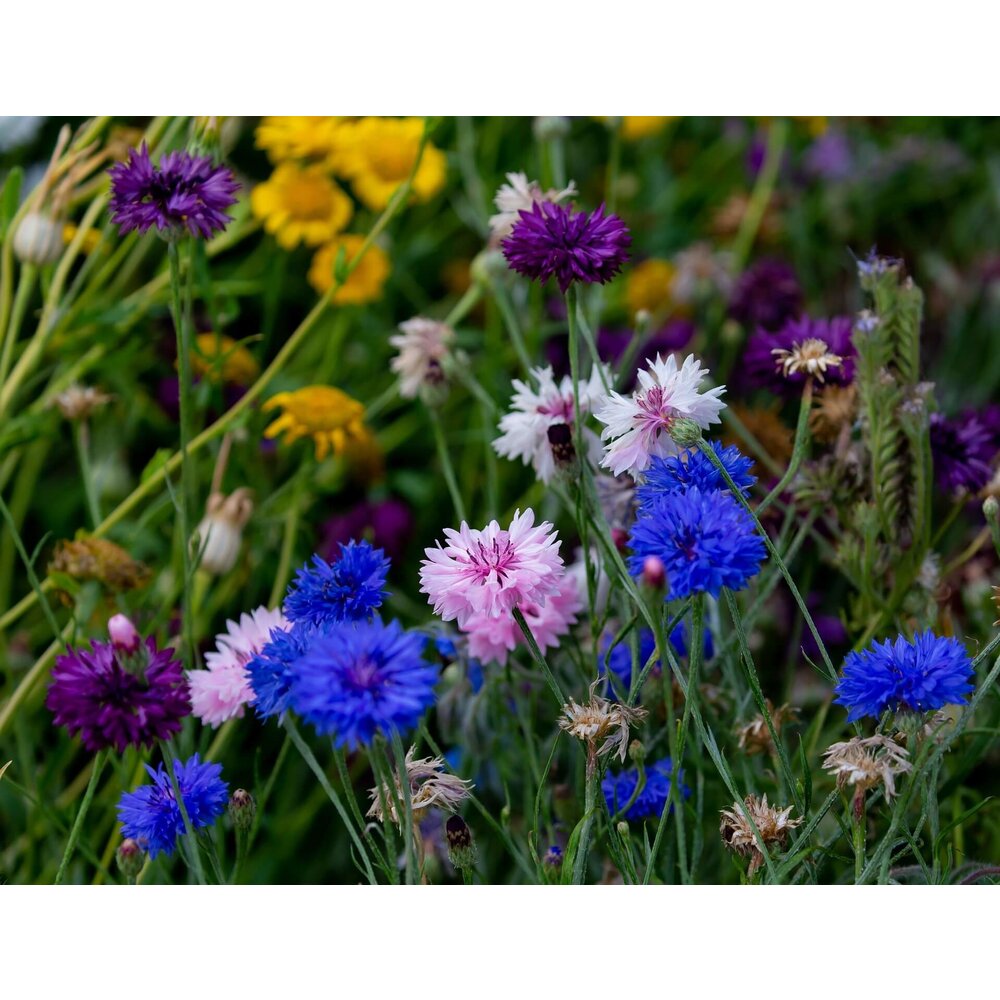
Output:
[[419, 509, 564, 627], [594, 353, 726, 477], [188, 606, 289, 727], [461, 573, 583, 666]]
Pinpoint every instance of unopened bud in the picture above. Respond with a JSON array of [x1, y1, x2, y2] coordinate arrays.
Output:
[[547, 423, 576, 468], [471, 247, 511, 286], [195, 489, 254, 576], [116, 838, 145, 880], [984, 496, 1000, 558], [634, 308, 652, 333], [611, 528, 629, 552], [229, 788, 256, 832], [668, 416, 703, 448], [642, 555, 666, 589], [616, 820, 629, 838], [14, 212, 64, 266], [543, 844, 564, 867], [445, 814, 477, 870], [533, 116, 571, 142], [628, 739, 646, 764], [108, 614, 141, 654]]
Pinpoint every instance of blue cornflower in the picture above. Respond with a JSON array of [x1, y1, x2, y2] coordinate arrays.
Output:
[[600, 625, 715, 698], [290, 619, 439, 749], [669, 620, 716, 661], [627, 487, 767, 599], [246, 621, 323, 719], [284, 540, 389, 627], [602, 757, 689, 821], [117, 754, 228, 859], [835, 631, 974, 722], [637, 442, 756, 509]]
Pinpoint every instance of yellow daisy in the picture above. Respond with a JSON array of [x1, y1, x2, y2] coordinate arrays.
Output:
[[62, 223, 101, 254], [337, 117, 446, 211], [190, 333, 260, 387], [251, 163, 353, 250], [308, 234, 390, 305], [263, 385, 367, 461], [255, 116, 354, 167], [621, 116, 677, 141], [626, 258, 676, 317]]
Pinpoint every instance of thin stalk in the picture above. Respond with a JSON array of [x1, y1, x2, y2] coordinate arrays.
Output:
[[0, 263, 37, 390], [73, 421, 101, 529], [572, 768, 599, 884], [54, 750, 105, 884], [390, 731, 419, 884], [429, 406, 466, 522], [513, 605, 564, 705]]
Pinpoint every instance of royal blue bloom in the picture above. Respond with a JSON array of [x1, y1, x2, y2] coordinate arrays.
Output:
[[669, 620, 715, 661], [834, 631, 974, 722], [117, 754, 228, 859], [501, 200, 630, 292], [246, 621, 321, 719], [929, 412, 995, 496], [600, 624, 714, 698], [627, 487, 766, 599], [290, 619, 439, 749], [284, 540, 389, 626], [434, 635, 458, 660], [108, 144, 239, 239], [602, 758, 689, 821], [637, 442, 756, 508]]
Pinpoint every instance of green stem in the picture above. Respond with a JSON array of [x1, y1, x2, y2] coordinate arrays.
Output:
[[513, 605, 565, 705], [73, 421, 102, 529], [429, 406, 466, 522], [54, 750, 105, 885], [0, 263, 36, 390], [757, 380, 813, 515], [390, 731, 419, 884], [572, 768, 599, 884]]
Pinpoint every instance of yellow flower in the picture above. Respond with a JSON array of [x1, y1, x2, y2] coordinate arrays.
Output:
[[337, 117, 446, 211], [255, 116, 354, 167], [308, 234, 390, 305], [62, 223, 101, 254], [621, 116, 677, 140], [626, 258, 675, 317], [263, 385, 367, 461], [251, 163, 353, 249], [190, 333, 260, 387]]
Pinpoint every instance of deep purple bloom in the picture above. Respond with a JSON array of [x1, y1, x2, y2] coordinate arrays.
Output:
[[117, 754, 229, 859], [46, 636, 190, 753], [284, 541, 389, 627], [627, 487, 767, 600], [319, 498, 413, 565], [835, 631, 974, 723], [108, 143, 239, 239], [501, 200, 631, 293], [728, 259, 802, 332], [742, 315, 856, 396], [637, 442, 756, 508], [929, 412, 996, 495], [289, 619, 439, 749], [602, 757, 689, 821]]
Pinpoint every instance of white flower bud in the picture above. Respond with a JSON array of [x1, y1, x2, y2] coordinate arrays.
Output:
[[13, 212, 64, 266], [194, 489, 253, 575]]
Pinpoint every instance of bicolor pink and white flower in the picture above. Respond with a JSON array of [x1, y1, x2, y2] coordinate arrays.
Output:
[[389, 317, 455, 400], [493, 365, 608, 483], [594, 353, 726, 477], [488, 171, 578, 242], [188, 606, 289, 727], [461, 572, 583, 666], [420, 509, 564, 627]]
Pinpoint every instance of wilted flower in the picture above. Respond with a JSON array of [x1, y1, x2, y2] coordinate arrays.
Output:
[[743, 316, 855, 396], [49, 537, 150, 593], [52, 384, 112, 421], [263, 385, 368, 461], [772, 337, 844, 384], [719, 793, 802, 876], [488, 171, 577, 242], [194, 489, 254, 576], [558, 681, 648, 776], [809, 384, 858, 444], [735, 701, 798, 756], [389, 316, 455, 401], [822, 735, 912, 809], [366, 747, 473, 824]]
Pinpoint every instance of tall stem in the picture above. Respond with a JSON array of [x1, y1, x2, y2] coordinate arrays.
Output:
[[54, 750, 105, 885]]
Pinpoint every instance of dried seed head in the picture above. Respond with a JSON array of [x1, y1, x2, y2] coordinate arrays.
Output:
[[809, 384, 857, 443], [558, 680, 648, 777], [735, 700, 798, 756], [720, 793, 802, 876], [194, 489, 254, 576], [822, 734, 912, 802], [49, 537, 150, 592], [52, 383, 112, 421], [772, 338, 843, 383], [366, 747, 474, 825]]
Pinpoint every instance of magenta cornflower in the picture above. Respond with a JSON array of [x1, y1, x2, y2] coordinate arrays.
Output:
[[420, 509, 565, 627], [108, 143, 239, 239], [46, 618, 190, 753], [501, 200, 631, 292]]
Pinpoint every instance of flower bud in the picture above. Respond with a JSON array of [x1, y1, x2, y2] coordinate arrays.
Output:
[[543, 844, 564, 868], [108, 614, 141, 654], [228, 788, 256, 832], [194, 489, 254, 576], [628, 738, 646, 764], [668, 416, 703, 448], [13, 212, 64, 266], [116, 838, 145, 880], [642, 555, 666, 589], [547, 423, 576, 469], [533, 117, 571, 142], [471, 247, 511, 286], [616, 820, 630, 838], [611, 528, 629, 552], [445, 814, 477, 870]]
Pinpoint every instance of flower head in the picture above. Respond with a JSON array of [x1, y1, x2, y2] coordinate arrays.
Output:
[[366, 746, 473, 824], [250, 162, 353, 249], [728, 259, 802, 332], [289, 619, 438, 749], [720, 794, 802, 876], [308, 234, 390, 304], [602, 757, 689, 821], [47, 627, 190, 753], [460, 573, 582, 666], [263, 385, 367, 461], [108, 144, 239, 239], [117, 754, 228, 859], [595, 354, 726, 477], [489, 171, 577, 242], [255, 116, 353, 167], [52, 384, 111, 421], [320, 498, 413, 565], [743, 316, 855, 396], [559, 681, 648, 776], [195, 488, 254, 576], [929, 412, 995, 496], [190, 333, 260, 387], [501, 200, 631, 293], [49, 537, 150, 592], [834, 631, 974, 722], [735, 700, 798, 756], [626, 257, 676, 316], [389, 317, 456, 400], [493, 366, 608, 483], [822, 735, 912, 802], [628, 486, 766, 599], [188, 606, 289, 727], [284, 541, 389, 627], [246, 620, 321, 719], [636, 441, 755, 507], [420, 509, 564, 628]]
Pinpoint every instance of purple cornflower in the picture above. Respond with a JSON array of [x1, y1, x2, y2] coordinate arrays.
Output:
[[835, 631, 974, 723], [46, 627, 190, 753], [501, 200, 631, 293], [284, 541, 389, 627], [117, 754, 229, 859], [728, 259, 803, 332], [742, 315, 855, 396], [930, 412, 996, 495], [320, 498, 413, 565], [289, 619, 439, 749], [602, 758, 689, 821], [108, 144, 239, 239], [627, 487, 767, 600], [637, 442, 756, 508]]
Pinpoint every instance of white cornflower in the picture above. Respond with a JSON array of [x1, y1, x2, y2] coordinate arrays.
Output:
[[389, 316, 455, 401], [772, 338, 843, 383], [366, 747, 474, 825], [488, 171, 578, 242], [822, 735, 912, 803], [493, 365, 608, 483], [594, 353, 727, 477]]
